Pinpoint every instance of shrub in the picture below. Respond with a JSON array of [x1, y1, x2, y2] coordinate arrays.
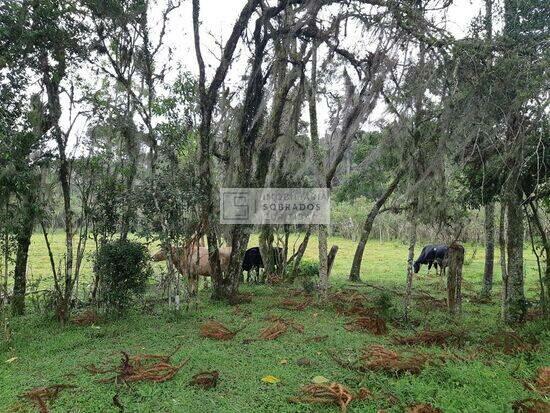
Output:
[[373, 292, 394, 319], [294, 260, 319, 294], [94, 239, 153, 313], [296, 260, 319, 278]]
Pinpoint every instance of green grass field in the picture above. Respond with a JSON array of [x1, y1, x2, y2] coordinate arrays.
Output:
[[0, 233, 548, 412]]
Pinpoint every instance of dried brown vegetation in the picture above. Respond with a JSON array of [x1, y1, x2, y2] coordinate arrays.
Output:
[[200, 320, 240, 340], [289, 383, 354, 412], [337, 305, 370, 316], [415, 296, 447, 311], [20, 384, 76, 413], [260, 316, 304, 339], [393, 330, 461, 347], [228, 293, 253, 305], [279, 298, 311, 311], [360, 345, 428, 375], [487, 331, 539, 355], [330, 291, 368, 308], [344, 316, 388, 335], [190, 371, 219, 389], [535, 367, 550, 395], [71, 309, 100, 326], [305, 335, 329, 343], [260, 320, 288, 340], [407, 403, 443, 413], [512, 398, 550, 413], [85, 350, 187, 384]]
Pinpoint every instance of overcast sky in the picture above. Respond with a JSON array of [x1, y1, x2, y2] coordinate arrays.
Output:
[[161, 0, 484, 131], [68, 0, 485, 151], [161, 0, 483, 72]]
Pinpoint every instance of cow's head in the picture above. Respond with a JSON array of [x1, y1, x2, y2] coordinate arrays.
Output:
[[413, 261, 420, 274]]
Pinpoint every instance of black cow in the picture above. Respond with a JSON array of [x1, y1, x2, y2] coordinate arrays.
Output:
[[242, 246, 284, 283], [413, 244, 449, 275]]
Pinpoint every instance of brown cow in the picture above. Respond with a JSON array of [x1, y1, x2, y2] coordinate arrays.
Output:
[[152, 244, 232, 302]]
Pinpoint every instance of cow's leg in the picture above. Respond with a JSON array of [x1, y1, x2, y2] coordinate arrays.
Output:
[[427, 261, 433, 275]]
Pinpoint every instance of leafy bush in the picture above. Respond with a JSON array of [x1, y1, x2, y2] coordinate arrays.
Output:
[[373, 292, 394, 319], [296, 260, 319, 278], [94, 239, 153, 313], [293, 260, 319, 294]]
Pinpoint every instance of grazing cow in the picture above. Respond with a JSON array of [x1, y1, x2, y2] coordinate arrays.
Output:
[[152, 244, 232, 302], [413, 244, 449, 276], [241, 246, 284, 283]]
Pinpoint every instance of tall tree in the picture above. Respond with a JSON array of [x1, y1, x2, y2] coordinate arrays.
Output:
[[0, 0, 89, 322]]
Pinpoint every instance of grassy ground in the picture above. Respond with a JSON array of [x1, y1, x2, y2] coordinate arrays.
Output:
[[0, 233, 548, 412]]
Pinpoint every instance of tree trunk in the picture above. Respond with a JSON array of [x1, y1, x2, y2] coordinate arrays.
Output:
[[2, 198, 8, 306], [503, 188, 526, 323], [119, 124, 138, 241], [259, 226, 275, 280], [57, 143, 74, 324], [12, 231, 31, 316], [327, 245, 339, 279], [499, 203, 508, 319], [289, 228, 311, 278], [307, 45, 330, 299], [481, 202, 495, 298], [528, 202, 550, 314], [349, 168, 404, 282], [318, 224, 329, 299], [403, 215, 417, 321], [447, 243, 464, 316], [12, 194, 35, 315], [226, 226, 250, 301], [192, 0, 261, 302]]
